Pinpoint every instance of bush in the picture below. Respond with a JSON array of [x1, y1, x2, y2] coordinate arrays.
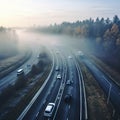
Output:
[[30, 64, 39, 75], [15, 75, 27, 90], [0, 85, 15, 106]]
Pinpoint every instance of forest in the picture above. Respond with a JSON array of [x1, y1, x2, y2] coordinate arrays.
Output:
[[30, 15, 120, 71]]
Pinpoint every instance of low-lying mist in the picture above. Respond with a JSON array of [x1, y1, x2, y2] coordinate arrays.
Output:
[[0, 28, 18, 59], [16, 29, 93, 54]]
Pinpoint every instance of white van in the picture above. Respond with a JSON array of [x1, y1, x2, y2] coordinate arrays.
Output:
[[17, 69, 24, 76]]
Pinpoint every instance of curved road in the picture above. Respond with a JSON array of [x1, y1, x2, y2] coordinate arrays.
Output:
[[17, 47, 87, 120], [0, 48, 39, 91]]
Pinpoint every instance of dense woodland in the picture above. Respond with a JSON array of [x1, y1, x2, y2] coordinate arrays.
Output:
[[0, 27, 18, 59], [30, 15, 120, 70]]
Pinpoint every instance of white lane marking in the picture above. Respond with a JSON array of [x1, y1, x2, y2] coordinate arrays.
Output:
[[102, 76, 111, 84], [47, 91, 50, 96], [68, 105, 70, 109], [36, 112, 39, 117], [43, 99, 46, 105], [17, 49, 55, 120], [67, 118, 68, 120], [102, 75, 106, 79]]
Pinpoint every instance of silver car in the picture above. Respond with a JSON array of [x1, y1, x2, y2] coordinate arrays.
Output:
[[57, 74, 62, 79], [44, 103, 55, 117]]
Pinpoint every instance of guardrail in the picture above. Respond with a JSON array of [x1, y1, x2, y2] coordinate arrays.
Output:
[[79, 63, 88, 120], [75, 60, 83, 120], [74, 56, 88, 120], [102, 76, 112, 104], [17, 49, 55, 120], [70, 49, 88, 120]]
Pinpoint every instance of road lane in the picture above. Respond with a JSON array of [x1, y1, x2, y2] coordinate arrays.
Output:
[[38, 49, 67, 120], [82, 56, 120, 115], [0, 48, 39, 91], [18, 49, 64, 120], [17, 47, 88, 120], [54, 49, 81, 120]]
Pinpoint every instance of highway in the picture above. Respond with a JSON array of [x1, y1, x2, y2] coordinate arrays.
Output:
[[3, 30, 119, 119], [0, 30, 52, 92], [17, 47, 88, 120], [0, 31, 88, 120], [17, 48, 64, 120], [57, 48, 87, 120], [54, 53, 80, 120], [0, 48, 39, 91], [79, 55, 120, 116]]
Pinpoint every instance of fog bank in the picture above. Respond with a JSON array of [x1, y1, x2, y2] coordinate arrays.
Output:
[[0, 28, 18, 59]]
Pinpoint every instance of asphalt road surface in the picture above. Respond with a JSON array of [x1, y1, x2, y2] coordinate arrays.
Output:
[[81, 56, 120, 116], [17, 47, 87, 120], [0, 48, 39, 91]]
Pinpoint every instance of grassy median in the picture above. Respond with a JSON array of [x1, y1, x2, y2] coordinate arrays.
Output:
[[0, 50, 52, 120], [4, 65, 51, 120]]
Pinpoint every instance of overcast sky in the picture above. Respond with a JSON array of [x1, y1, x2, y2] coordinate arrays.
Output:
[[0, 0, 120, 27]]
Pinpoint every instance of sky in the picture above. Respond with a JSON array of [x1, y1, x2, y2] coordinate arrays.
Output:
[[0, 0, 120, 27]]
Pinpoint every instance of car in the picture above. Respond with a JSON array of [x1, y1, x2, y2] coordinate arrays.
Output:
[[68, 56, 72, 59], [64, 86, 73, 103], [57, 74, 62, 79], [70, 80, 74, 84], [44, 103, 55, 117], [66, 80, 73, 85], [27, 64, 31, 68], [64, 94, 72, 103], [55, 66, 59, 71], [17, 69, 24, 76], [56, 51, 59, 54], [66, 80, 71, 85], [78, 51, 84, 56], [37, 55, 40, 58]]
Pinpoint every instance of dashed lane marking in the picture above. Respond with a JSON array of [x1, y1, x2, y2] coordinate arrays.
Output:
[[36, 112, 39, 117]]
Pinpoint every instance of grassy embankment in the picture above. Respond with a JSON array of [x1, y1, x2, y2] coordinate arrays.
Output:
[[78, 58, 113, 120], [88, 55, 120, 87], [0, 50, 52, 120], [5, 65, 51, 120]]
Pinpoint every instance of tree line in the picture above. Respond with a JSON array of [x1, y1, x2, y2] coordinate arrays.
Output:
[[30, 15, 120, 63]]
